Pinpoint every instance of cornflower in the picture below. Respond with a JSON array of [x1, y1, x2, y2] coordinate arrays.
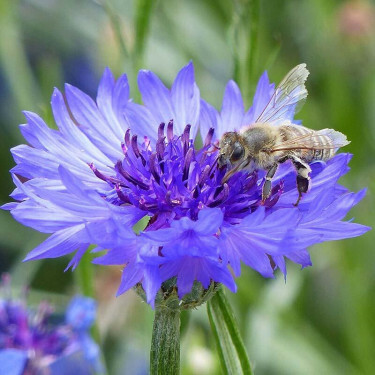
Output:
[[2, 62, 369, 308]]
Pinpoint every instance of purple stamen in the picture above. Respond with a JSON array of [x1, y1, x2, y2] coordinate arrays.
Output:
[[89, 163, 125, 186], [198, 165, 211, 188], [131, 135, 141, 158], [208, 183, 229, 207], [183, 148, 194, 181], [115, 185, 131, 204], [156, 135, 166, 173], [91, 128, 265, 222], [167, 120, 174, 142], [158, 122, 165, 139], [116, 161, 149, 190], [182, 125, 191, 155], [124, 129, 131, 148], [149, 152, 161, 184], [131, 135, 146, 166], [204, 128, 215, 146]]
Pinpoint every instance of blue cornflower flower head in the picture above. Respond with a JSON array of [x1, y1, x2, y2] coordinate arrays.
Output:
[[2, 62, 370, 308], [0, 276, 102, 374]]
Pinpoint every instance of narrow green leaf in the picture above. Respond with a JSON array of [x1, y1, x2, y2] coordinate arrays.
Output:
[[245, 0, 261, 93], [0, 0, 41, 114], [102, 0, 130, 61], [134, 0, 154, 69], [207, 286, 253, 375], [76, 251, 109, 375]]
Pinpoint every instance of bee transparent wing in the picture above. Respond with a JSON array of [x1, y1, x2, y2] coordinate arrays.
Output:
[[317, 129, 351, 151], [255, 64, 309, 125], [271, 128, 350, 152]]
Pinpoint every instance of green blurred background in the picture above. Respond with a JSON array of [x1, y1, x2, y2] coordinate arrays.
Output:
[[0, 0, 374, 374]]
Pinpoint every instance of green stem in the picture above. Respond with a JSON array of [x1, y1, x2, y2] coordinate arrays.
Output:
[[103, 0, 130, 61], [246, 0, 260, 80], [0, 0, 41, 115], [131, 0, 154, 102], [133, 0, 154, 72], [244, 0, 260, 100], [76, 252, 100, 344], [76, 251, 95, 298], [150, 306, 181, 375], [230, 10, 241, 84], [76, 252, 109, 375], [207, 286, 253, 375]]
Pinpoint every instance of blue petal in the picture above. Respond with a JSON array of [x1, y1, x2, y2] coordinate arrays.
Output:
[[220, 80, 244, 134], [175, 258, 197, 298], [0, 349, 28, 375], [51, 88, 114, 167], [272, 255, 287, 277], [306, 221, 371, 242], [198, 258, 237, 293], [97, 68, 129, 139], [116, 262, 144, 296], [320, 189, 366, 222], [142, 264, 162, 308], [199, 99, 220, 141], [163, 233, 219, 258], [137, 69, 175, 127], [66, 295, 97, 331], [23, 224, 88, 261], [11, 201, 81, 233], [11, 144, 60, 180], [65, 83, 123, 160], [124, 102, 159, 144], [65, 245, 89, 271], [47, 351, 95, 375], [287, 249, 312, 268], [113, 74, 131, 123], [141, 227, 180, 244], [171, 61, 200, 136], [194, 207, 223, 235], [243, 71, 274, 125], [77, 333, 104, 374], [239, 246, 274, 278], [92, 243, 138, 265]]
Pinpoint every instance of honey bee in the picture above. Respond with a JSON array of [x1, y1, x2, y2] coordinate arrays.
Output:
[[218, 64, 350, 206]]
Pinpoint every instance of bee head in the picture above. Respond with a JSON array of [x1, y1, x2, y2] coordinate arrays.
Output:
[[218, 132, 245, 167]]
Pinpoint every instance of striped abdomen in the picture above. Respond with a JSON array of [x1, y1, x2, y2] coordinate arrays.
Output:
[[278, 124, 348, 162]]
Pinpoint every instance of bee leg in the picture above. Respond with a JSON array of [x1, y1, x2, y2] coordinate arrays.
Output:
[[291, 158, 311, 206], [262, 163, 279, 202]]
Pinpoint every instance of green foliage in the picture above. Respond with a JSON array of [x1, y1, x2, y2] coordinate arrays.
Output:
[[207, 286, 253, 374], [0, 0, 374, 374]]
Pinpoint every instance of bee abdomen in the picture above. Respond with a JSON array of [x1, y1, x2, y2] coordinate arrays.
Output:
[[281, 125, 336, 162], [312, 134, 335, 161]]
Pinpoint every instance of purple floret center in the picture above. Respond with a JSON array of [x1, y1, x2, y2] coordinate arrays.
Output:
[[90, 122, 281, 223]]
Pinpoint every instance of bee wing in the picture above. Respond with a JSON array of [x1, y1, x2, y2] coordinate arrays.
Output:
[[255, 64, 309, 125], [270, 128, 350, 152]]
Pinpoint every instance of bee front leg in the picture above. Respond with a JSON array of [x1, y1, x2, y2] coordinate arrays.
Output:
[[291, 157, 311, 206], [262, 163, 279, 202]]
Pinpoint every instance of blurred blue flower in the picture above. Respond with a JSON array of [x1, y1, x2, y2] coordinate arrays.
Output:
[[66, 296, 103, 374], [2, 62, 370, 307], [0, 277, 102, 374], [66, 295, 97, 332]]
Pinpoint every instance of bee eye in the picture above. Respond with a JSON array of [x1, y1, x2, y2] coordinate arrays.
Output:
[[231, 143, 244, 161]]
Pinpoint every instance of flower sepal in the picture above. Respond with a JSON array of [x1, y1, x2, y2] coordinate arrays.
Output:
[[134, 278, 220, 311]]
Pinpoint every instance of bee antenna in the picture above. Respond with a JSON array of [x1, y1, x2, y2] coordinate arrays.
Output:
[[203, 143, 220, 155]]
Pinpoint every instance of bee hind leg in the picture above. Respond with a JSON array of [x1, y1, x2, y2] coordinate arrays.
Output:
[[291, 158, 311, 206], [262, 163, 279, 202]]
